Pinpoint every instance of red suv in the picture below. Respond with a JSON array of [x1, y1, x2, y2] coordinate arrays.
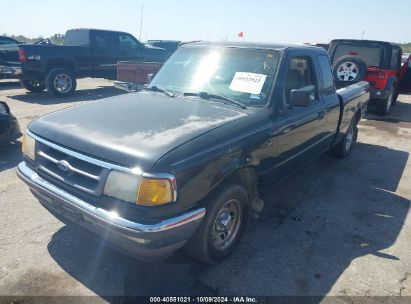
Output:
[[329, 39, 411, 115]]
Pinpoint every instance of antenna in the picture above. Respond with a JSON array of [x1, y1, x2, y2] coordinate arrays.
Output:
[[139, 4, 144, 41]]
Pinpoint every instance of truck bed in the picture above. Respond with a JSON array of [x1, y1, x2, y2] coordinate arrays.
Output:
[[336, 80, 370, 138]]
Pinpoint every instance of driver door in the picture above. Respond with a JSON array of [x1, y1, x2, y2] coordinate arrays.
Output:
[[270, 55, 328, 181]]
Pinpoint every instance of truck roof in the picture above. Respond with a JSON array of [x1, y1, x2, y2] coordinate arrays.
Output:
[[181, 41, 327, 53], [66, 28, 132, 35]]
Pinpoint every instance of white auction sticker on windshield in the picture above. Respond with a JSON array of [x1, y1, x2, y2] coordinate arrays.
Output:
[[229, 72, 267, 94]]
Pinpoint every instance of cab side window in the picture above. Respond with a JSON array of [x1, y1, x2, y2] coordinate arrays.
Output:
[[283, 56, 318, 108], [116, 34, 141, 48], [92, 31, 114, 49]]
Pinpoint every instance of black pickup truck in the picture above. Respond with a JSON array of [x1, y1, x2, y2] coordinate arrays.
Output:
[[0, 29, 168, 97], [17, 42, 369, 263]]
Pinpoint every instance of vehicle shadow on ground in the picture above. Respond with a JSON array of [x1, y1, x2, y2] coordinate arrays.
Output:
[[47, 142, 409, 298], [0, 141, 22, 172], [7, 86, 126, 105]]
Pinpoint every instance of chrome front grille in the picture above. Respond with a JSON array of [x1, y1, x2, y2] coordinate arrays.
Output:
[[36, 142, 109, 196]]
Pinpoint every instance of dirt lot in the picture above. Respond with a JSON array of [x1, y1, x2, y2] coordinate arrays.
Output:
[[0, 78, 410, 300]]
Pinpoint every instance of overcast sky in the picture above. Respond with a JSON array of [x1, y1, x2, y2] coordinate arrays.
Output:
[[1, 0, 410, 43]]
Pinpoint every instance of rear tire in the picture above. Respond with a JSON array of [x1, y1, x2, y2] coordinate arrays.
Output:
[[20, 79, 46, 93], [376, 89, 393, 115], [332, 120, 356, 158], [185, 185, 248, 264], [45, 68, 77, 98]]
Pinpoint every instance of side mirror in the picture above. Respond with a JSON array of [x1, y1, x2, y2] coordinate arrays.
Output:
[[290, 85, 315, 108], [147, 73, 154, 84]]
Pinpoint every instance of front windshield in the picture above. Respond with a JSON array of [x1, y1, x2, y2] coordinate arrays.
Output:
[[149, 46, 281, 106]]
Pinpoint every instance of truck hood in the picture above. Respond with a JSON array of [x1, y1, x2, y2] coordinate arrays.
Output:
[[29, 92, 247, 170]]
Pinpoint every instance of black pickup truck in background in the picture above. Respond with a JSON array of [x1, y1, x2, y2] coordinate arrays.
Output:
[[18, 42, 369, 263], [0, 29, 168, 97]]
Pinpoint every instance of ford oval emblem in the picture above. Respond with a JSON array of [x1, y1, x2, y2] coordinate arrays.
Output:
[[57, 160, 70, 172]]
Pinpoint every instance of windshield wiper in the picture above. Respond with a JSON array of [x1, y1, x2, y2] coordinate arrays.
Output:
[[183, 91, 247, 109], [145, 85, 175, 97]]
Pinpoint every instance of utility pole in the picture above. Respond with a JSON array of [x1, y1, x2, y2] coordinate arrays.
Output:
[[139, 4, 144, 41], [361, 30, 365, 40]]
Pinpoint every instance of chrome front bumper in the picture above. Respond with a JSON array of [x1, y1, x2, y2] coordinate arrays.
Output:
[[17, 162, 206, 260]]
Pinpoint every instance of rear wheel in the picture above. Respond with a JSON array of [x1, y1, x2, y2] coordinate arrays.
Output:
[[45, 68, 77, 98], [185, 185, 248, 264], [20, 79, 46, 93], [333, 120, 356, 158], [376, 89, 393, 115]]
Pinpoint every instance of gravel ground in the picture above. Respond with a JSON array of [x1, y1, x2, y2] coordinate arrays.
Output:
[[0, 78, 410, 301]]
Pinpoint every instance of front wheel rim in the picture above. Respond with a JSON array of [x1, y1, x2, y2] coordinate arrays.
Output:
[[211, 199, 242, 251], [54, 74, 72, 93]]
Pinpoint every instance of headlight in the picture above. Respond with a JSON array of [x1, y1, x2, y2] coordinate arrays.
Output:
[[103, 170, 176, 206], [22, 133, 36, 161]]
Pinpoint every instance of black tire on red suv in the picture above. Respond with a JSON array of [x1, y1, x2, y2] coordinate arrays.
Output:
[[392, 84, 399, 105], [376, 86, 394, 115], [332, 55, 367, 83]]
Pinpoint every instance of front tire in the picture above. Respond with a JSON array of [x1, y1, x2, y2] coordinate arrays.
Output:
[[45, 68, 77, 98], [20, 79, 46, 93], [185, 185, 248, 264]]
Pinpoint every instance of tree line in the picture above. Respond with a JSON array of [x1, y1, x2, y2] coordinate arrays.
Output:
[[402, 43, 411, 53]]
